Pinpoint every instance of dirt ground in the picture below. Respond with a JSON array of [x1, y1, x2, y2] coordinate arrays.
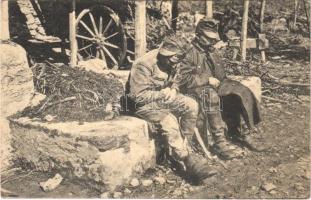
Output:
[[1, 95, 310, 198], [1, 0, 310, 198]]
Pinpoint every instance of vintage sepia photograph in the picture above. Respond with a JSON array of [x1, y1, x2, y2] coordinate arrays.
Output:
[[0, 0, 310, 198]]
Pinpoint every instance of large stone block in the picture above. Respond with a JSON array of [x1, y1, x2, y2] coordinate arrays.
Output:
[[1, 42, 34, 170], [9, 116, 156, 191], [227, 75, 262, 103]]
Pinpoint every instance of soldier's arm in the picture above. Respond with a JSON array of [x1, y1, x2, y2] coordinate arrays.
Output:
[[130, 64, 164, 103], [172, 57, 211, 90]]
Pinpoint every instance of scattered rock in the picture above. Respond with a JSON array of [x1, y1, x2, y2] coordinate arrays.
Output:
[[268, 167, 278, 173], [142, 179, 153, 187], [166, 179, 176, 184], [261, 182, 277, 192], [302, 171, 311, 179], [113, 192, 122, 198], [39, 173, 63, 192], [269, 190, 277, 195], [294, 183, 304, 191], [124, 188, 131, 194], [44, 115, 56, 122], [130, 178, 140, 187], [100, 192, 110, 199], [154, 176, 166, 185], [172, 189, 183, 197]]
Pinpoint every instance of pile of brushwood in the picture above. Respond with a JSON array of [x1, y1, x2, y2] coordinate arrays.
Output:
[[17, 62, 124, 122]]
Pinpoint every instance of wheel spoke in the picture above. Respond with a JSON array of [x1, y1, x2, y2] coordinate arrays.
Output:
[[78, 43, 94, 52], [99, 48, 107, 65], [77, 34, 94, 41], [79, 20, 95, 36], [103, 19, 112, 33], [101, 46, 118, 65], [89, 13, 99, 35], [104, 41, 120, 49], [99, 16, 103, 34], [105, 32, 118, 40]]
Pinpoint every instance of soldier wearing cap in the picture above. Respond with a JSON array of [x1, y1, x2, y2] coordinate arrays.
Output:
[[172, 18, 242, 160], [126, 35, 217, 182]]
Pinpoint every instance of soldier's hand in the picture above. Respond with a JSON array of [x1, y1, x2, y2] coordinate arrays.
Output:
[[161, 87, 177, 101], [208, 77, 220, 88]]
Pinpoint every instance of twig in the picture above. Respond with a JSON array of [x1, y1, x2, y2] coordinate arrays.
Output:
[[47, 96, 77, 106], [262, 95, 288, 103]]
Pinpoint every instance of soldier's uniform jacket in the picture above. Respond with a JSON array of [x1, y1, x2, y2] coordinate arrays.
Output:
[[172, 39, 226, 94], [126, 49, 174, 105]]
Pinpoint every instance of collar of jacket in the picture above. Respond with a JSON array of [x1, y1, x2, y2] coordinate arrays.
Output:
[[192, 37, 217, 53]]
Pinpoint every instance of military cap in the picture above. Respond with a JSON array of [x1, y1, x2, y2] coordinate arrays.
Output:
[[159, 35, 184, 57], [195, 18, 220, 40]]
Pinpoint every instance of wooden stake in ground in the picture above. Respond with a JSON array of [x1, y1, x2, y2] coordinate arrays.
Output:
[[69, 0, 77, 66], [293, 0, 300, 27], [240, 0, 249, 61], [135, 0, 147, 59], [171, 0, 178, 31], [206, 0, 213, 18], [302, 0, 310, 29], [1, 0, 10, 40], [259, 0, 266, 62]]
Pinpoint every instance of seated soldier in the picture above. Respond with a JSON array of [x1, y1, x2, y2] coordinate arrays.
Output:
[[172, 18, 243, 160], [125, 36, 217, 183]]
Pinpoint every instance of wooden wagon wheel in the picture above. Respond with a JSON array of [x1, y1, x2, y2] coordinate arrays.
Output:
[[75, 5, 127, 69]]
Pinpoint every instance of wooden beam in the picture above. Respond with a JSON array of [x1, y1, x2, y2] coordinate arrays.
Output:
[[1, 0, 10, 40], [135, 0, 147, 59], [206, 0, 213, 18], [69, 0, 77, 66], [240, 0, 249, 61]]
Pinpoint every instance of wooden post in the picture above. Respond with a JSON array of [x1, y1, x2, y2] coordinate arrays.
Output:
[[1, 0, 10, 40], [69, 0, 77, 67], [240, 0, 249, 61], [259, 0, 266, 62], [171, 0, 178, 31], [293, 0, 300, 27], [135, 0, 147, 59], [302, 0, 310, 29], [206, 0, 213, 18]]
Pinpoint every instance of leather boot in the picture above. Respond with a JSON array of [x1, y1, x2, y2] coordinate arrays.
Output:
[[184, 153, 217, 183], [212, 130, 243, 160]]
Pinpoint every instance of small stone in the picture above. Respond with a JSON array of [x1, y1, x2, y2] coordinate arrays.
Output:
[[251, 186, 257, 191], [172, 189, 183, 197], [154, 176, 166, 185], [130, 178, 140, 187], [302, 171, 311, 179], [269, 190, 277, 195], [166, 179, 176, 184], [268, 167, 278, 173], [100, 192, 110, 199], [39, 173, 63, 192], [189, 187, 194, 192], [113, 192, 122, 198], [294, 183, 304, 191], [142, 179, 153, 187], [261, 183, 277, 192], [124, 188, 131, 194], [44, 114, 56, 122]]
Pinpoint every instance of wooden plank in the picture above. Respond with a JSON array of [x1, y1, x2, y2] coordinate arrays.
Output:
[[1, 0, 10, 40], [206, 0, 213, 18], [229, 38, 257, 48], [240, 0, 250, 61], [69, 0, 77, 66], [135, 0, 147, 59]]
